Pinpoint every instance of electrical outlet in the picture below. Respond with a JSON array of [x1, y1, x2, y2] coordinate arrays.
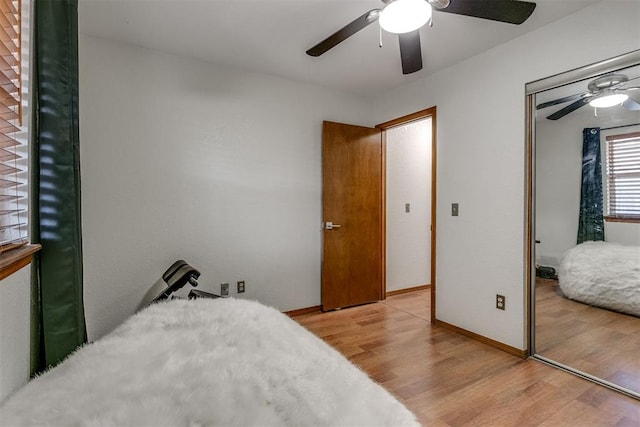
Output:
[[496, 294, 506, 310], [237, 280, 245, 293], [221, 283, 229, 296]]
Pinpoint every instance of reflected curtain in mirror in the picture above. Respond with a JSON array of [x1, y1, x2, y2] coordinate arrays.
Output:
[[577, 127, 605, 244]]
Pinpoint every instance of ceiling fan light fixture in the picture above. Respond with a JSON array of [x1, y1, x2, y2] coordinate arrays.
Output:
[[589, 93, 629, 108], [379, 0, 432, 34]]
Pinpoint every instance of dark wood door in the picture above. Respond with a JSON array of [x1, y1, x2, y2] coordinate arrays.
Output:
[[322, 121, 383, 310]]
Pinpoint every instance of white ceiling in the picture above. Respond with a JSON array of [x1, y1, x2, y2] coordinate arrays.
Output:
[[78, 0, 601, 96]]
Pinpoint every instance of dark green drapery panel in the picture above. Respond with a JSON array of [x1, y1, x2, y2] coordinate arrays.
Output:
[[30, 0, 86, 375], [577, 127, 605, 244]]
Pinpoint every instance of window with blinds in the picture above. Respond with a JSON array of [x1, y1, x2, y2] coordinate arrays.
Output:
[[605, 131, 640, 221], [0, 0, 26, 253]]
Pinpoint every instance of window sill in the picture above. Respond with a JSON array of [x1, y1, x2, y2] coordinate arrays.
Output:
[[0, 244, 42, 281], [604, 216, 640, 224]]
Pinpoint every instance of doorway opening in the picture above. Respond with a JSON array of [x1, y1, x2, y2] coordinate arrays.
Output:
[[320, 107, 436, 318], [377, 107, 437, 322]]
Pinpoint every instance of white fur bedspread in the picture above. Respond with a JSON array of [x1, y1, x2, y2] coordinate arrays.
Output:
[[0, 298, 418, 426], [559, 241, 640, 317]]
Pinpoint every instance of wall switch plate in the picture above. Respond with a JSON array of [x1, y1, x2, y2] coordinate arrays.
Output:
[[405, 203, 410, 213], [221, 283, 229, 296], [237, 281, 245, 293], [452, 203, 459, 216], [496, 294, 506, 310]]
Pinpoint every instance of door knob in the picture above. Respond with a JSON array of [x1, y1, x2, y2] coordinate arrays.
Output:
[[324, 221, 342, 230]]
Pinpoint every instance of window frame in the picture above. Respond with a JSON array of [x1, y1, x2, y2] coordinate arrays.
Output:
[[603, 130, 640, 224], [0, 0, 39, 281]]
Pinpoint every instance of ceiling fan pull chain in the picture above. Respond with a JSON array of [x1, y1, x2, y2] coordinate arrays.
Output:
[[594, 107, 598, 117], [379, 25, 383, 48]]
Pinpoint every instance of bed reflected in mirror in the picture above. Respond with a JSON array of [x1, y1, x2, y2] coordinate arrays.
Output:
[[529, 52, 640, 399]]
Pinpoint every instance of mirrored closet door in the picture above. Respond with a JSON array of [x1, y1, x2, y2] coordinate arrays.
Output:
[[527, 50, 640, 399]]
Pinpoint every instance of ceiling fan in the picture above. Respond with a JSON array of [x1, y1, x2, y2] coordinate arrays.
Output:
[[536, 73, 640, 120], [306, 0, 537, 75]]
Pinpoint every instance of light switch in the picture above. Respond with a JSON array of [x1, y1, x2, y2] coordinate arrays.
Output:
[[452, 203, 459, 216], [405, 203, 410, 213]]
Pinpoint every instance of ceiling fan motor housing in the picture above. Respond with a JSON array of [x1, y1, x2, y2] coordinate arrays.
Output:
[[588, 74, 628, 92]]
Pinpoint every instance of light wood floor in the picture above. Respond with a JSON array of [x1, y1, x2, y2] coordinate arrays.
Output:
[[292, 290, 640, 426], [535, 278, 640, 395]]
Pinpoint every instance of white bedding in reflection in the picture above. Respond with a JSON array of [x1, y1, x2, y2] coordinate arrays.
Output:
[[559, 241, 640, 317]]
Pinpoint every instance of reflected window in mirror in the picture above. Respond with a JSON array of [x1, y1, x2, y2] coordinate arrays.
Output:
[[604, 131, 640, 223]]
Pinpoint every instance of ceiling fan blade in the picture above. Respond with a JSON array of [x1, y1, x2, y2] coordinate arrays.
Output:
[[306, 9, 380, 57], [436, 0, 536, 25], [536, 93, 588, 110], [398, 30, 423, 75], [623, 97, 640, 111], [546, 97, 590, 120]]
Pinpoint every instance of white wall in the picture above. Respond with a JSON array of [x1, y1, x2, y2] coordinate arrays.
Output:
[[386, 118, 431, 292], [79, 35, 372, 340], [372, 0, 640, 349], [0, 268, 30, 403], [536, 107, 640, 270]]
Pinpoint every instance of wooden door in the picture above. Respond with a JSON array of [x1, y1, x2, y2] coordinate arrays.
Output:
[[322, 121, 383, 311]]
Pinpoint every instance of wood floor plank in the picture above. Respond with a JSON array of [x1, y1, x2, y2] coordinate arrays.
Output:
[[535, 278, 640, 395], [293, 289, 640, 425]]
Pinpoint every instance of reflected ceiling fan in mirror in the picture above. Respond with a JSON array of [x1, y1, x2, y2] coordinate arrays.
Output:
[[537, 73, 640, 120], [306, 0, 537, 75]]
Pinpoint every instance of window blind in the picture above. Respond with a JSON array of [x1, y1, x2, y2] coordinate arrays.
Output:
[[0, 0, 26, 252], [605, 131, 640, 220]]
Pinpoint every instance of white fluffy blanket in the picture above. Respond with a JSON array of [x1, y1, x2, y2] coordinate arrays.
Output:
[[559, 241, 640, 317], [0, 298, 418, 426]]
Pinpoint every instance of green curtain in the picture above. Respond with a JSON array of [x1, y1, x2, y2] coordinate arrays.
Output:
[[577, 127, 605, 244], [30, 0, 86, 375]]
